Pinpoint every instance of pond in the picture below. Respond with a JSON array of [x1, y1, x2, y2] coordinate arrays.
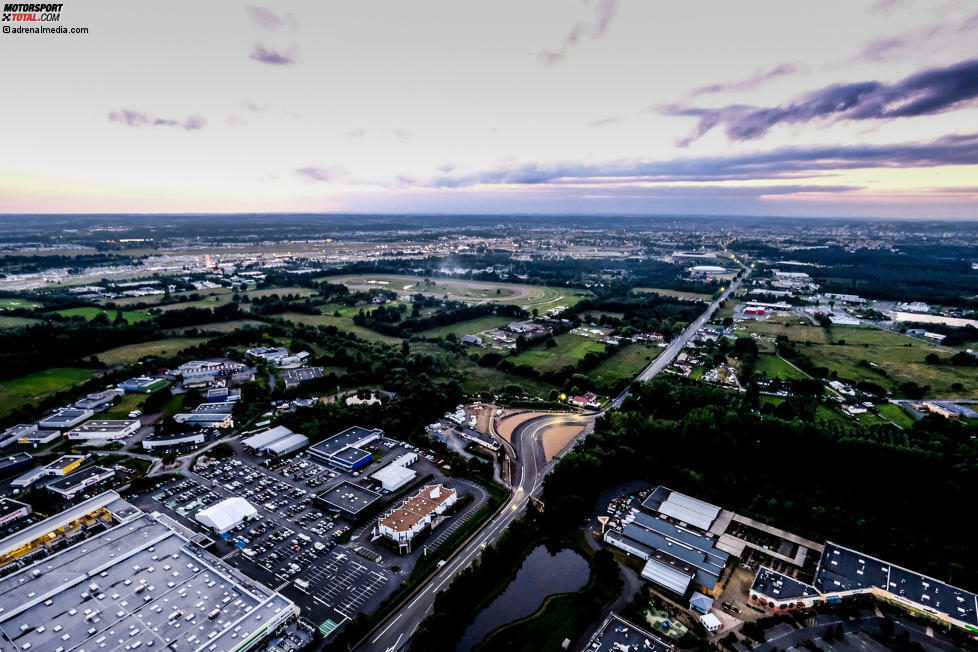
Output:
[[456, 545, 590, 651]]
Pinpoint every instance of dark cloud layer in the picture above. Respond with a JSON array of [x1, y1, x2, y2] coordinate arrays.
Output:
[[665, 58, 978, 144], [422, 133, 978, 187], [108, 110, 205, 131], [250, 43, 296, 65]]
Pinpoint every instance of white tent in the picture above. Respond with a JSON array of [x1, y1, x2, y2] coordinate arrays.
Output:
[[195, 497, 257, 534]]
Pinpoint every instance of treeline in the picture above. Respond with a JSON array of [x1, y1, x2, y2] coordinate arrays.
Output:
[[571, 293, 703, 336], [0, 253, 136, 275], [542, 377, 978, 589], [353, 302, 527, 338]]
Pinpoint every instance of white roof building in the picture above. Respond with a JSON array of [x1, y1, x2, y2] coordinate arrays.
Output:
[[370, 453, 418, 491], [195, 497, 258, 534], [658, 491, 721, 531]]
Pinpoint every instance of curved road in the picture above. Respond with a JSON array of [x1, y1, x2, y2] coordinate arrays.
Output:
[[358, 268, 749, 651]]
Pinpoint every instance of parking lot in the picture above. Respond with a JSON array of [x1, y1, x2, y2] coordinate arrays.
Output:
[[129, 435, 490, 638]]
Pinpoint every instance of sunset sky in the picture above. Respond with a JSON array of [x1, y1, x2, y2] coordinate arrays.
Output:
[[1, 0, 977, 217]]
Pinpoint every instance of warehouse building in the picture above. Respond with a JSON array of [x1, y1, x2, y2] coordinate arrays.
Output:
[[73, 388, 123, 411], [66, 418, 141, 441], [142, 430, 208, 451], [206, 386, 241, 402], [370, 453, 418, 492], [192, 400, 237, 414], [173, 412, 234, 428], [309, 426, 383, 471], [605, 511, 729, 596], [195, 497, 258, 534], [582, 613, 674, 652], [175, 358, 249, 379], [46, 465, 116, 499], [10, 454, 85, 488], [0, 498, 295, 652], [265, 433, 309, 457], [7, 424, 61, 447], [117, 375, 168, 393], [642, 486, 721, 532], [913, 400, 978, 420], [750, 566, 820, 608], [0, 452, 34, 480], [241, 425, 299, 454], [37, 407, 94, 430], [377, 484, 457, 553], [0, 424, 44, 448], [317, 481, 382, 522], [0, 497, 31, 527], [282, 366, 323, 387]]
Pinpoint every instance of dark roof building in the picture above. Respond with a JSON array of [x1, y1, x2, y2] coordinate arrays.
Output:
[[309, 426, 382, 471], [316, 481, 382, 522]]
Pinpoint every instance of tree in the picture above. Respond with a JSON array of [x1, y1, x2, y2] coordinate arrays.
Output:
[[925, 353, 941, 364]]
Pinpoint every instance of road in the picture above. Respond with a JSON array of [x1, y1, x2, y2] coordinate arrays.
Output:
[[357, 269, 749, 651]]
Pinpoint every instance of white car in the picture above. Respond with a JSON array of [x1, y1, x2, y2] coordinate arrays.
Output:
[[128, 410, 142, 418]]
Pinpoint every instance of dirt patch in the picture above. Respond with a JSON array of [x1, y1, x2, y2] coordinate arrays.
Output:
[[494, 410, 551, 443], [541, 424, 585, 461]]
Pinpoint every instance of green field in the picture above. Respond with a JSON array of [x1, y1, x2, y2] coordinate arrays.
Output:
[[754, 353, 810, 380], [278, 312, 402, 344], [588, 344, 660, 386], [0, 367, 94, 418], [0, 298, 42, 310], [632, 287, 712, 301], [508, 333, 606, 374], [0, 315, 43, 329], [94, 337, 208, 366], [876, 402, 916, 429], [167, 319, 268, 334], [55, 306, 153, 324], [100, 392, 148, 419], [741, 322, 978, 398], [324, 274, 591, 309], [419, 315, 513, 340]]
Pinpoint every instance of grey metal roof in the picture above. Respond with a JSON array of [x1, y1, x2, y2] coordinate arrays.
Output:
[[751, 566, 820, 601]]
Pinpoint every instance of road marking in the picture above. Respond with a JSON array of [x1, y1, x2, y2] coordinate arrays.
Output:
[[372, 613, 403, 643]]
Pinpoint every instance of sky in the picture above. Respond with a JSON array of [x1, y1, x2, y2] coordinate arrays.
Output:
[[1, 0, 977, 218]]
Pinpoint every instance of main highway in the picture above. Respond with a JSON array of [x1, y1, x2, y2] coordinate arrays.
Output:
[[357, 268, 749, 651]]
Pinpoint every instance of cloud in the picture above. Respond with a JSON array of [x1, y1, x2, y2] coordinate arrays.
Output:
[[295, 166, 348, 182], [108, 109, 206, 131], [417, 133, 978, 188], [245, 6, 297, 33], [343, 128, 366, 139], [539, 0, 618, 65], [393, 128, 412, 143], [689, 63, 802, 96], [240, 101, 269, 112], [855, 10, 978, 62], [663, 58, 978, 144], [588, 116, 622, 127], [250, 43, 297, 65]]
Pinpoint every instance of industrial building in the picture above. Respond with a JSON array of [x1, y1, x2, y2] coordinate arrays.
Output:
[[66, 418, 141, 441], [241, 425, 305, 455], [206, 386, 241, 402], [117, 375, 168, 393], [37, 407, 94, 430], [749, 542, 978, 634], [282, 366, 323, 387], [370, 453, 418, 491], [142, 430, 208, 451], [0, 493, 295, 652], [246, 347, 311, 368], [308, 426, 383, 471], [175, 358, 249, 379], [605, 511, 729, 596], [195, 496, 259, 534], [0, 497, 31, 527], [454, 426, 501, 451], [73, 388, 123, 411], [0, 424, 46, 448], [377, 484, 457, 553], [174, 412, 235, 428], [46, 465, 116, 499], [0, 452, 34, 480], [192, 400, 237, 414], [317, 481, 382, 522], [581, 612, 674, 652], [10, 454, 85, 489], [642, 486, 721, 532], [913, 400, 978, 420]]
